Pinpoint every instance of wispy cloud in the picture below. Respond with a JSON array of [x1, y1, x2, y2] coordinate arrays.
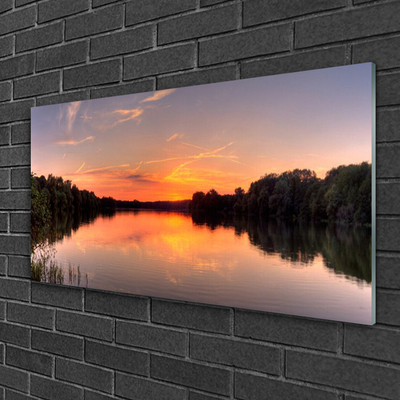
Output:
[[111, 108, 143, 127], [75, 162, 85, 173], [166, 133, 184, 142], [57, 136, 95, 146], [141, 89, 176, 103], [79, 164, 130, 174], [80, 111, 92, 122], [66, 101, 82, 132]]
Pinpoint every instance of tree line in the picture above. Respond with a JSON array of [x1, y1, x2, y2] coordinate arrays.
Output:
[[189, 162, 371, 225]]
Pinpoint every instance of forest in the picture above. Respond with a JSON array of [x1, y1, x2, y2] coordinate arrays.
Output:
[[31, 162, 371, 252], [189, 162, 371, 225]]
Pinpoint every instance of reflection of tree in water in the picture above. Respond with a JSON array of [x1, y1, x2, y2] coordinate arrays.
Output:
[[50, 210, 371, 285], [47, 209, 116, 245], [191, 212, 371, 283]]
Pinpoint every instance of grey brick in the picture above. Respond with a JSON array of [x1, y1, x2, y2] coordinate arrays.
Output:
[[377, 289, 400, 326], [16, 22, 63, 53], [93, 0, 119, 7], [66, 5, 123, 40], [376, 255, 400, 290], [377, 218, 400, 252], [126, 0, 197, 26], [8, 302, 54, 329], [56, 310, 113, 341], [85, 339, 148, 375], [0, 0, 12, 14], [3, 389, 32, 400], [158, 65, 236, 90], [91, 25, 153, 60], [159, 5, 237, 45], [0, 278, 30, 301], [124, 43, 196, 80], [16, 0, 36, 6], [377, 182, 400, 215], [0, 36, 13, 59], [241, 46, 346, 79], [191, 334, 280, 374], [37, 41, 88, 72], [235, 372, 337, 400], [85, 289, 148, 320], [0, 191, 30, 209], [116, 321, 186, 356], [235, 309, 338, 351], [14, 71, 60, 99], [38, 0, 89, 23], [151, 355, 231, 395], [6, 346, 52, 376], [10, 212, 30, 233], [116, 373, 186, 400], [11, 125, 30, 146], [296, 2, 400, 48], [199, 24, 291, 66], [0, 213, 7, 232], [0, 322, 30, 347], [0, 126, 10, 146], [152, 299, 231, 334], [0, 235, 30, 255], [0, 82, 11, 102], [201, 0, 228, 6], [37, 89, 89, 107], [0, 7, 35, 36], [0, 256, 6, 275], [377, 145, 400, 178], [84, 391, 114, 400], [244, 0, 346, 27], [286, 350, 400, 399], [0, 365, 28, 393], [91, 79, 154, 99], [353, 0, 374, 3], [377, 109, 400, 143], [345, 325, 400, 363], [32, 282, 83, 310], [64, 60, 121, 90], [377, 72, 400, 107], [56, 358, 113, 393], [0, 100, 34, 124], [8, 255, 30, 278], [0, 54, 34, 81], [32, 329, 84, 360], [354, 36, 400, 71], [189, 392, 221, 400], [0, 300, 5, 319], [31, 375, 84, 400], [11, 167, 30, 188]]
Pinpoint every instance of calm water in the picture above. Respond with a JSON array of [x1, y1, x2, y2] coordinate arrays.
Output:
[[49, 210, 372, 324]]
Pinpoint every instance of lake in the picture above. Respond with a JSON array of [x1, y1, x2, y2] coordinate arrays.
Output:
[[48, 210, 372, 324]]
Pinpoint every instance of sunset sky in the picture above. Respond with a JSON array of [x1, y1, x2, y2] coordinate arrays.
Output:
[[31, 63, 373, 202]]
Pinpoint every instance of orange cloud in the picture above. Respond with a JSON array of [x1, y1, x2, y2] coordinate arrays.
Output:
[[75, 162, 86, 173], [111, 108, 143, 127], [141, 89, 176, 103], [57, 136, 94, 146], [166, 133, 184, 142]]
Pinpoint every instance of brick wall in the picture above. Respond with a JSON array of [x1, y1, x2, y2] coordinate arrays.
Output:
[[1, 0, 400, 399]]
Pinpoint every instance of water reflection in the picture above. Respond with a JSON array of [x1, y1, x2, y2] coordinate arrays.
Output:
[[51, 210, 371, 284], [192, 213, 371, 283], [47, 210, 372, 323]]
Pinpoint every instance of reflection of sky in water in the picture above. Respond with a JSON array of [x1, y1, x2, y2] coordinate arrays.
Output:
[[52, 210, 372, 324]]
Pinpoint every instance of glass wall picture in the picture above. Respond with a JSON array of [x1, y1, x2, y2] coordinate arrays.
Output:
[[31, 63, 376, 324]]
